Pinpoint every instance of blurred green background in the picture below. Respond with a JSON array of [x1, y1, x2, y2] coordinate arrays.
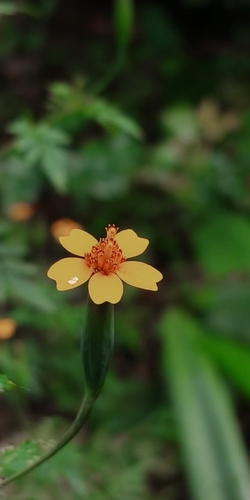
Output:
[[1, 0, 250, 498]]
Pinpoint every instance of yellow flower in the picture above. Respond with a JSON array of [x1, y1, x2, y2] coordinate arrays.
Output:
[[47, 224, 163, 304]]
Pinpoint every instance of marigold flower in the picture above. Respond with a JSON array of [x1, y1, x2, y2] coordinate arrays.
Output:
[[47, 224, 163, 304]]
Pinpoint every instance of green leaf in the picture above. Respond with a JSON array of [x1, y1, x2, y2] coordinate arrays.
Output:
[[9, 119, 70, 193], [0, 2, 18, 14], [159, 309, 250, 500], [41, 146, 68, 193], [200, 334, 250, 398], [1, 441, 42, 477], [0, 374, 16, 392], [0, 1, 38, 16], [47, 82, 143, 140], [85, 99, 143, 140], [194, 213, 250, 276]]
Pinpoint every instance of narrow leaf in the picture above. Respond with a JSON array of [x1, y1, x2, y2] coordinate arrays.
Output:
[[85, 100, 143, 140], [159, 309, 250, 500], [201, 334, 250, 398]]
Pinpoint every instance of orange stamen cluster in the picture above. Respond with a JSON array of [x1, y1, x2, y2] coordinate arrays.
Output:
[[84, 224, 126, 274]]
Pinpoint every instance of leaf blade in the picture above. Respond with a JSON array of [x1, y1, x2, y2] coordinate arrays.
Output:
[[159, 309, 250, 500]]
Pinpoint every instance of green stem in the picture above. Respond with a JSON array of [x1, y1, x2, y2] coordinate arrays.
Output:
[[0, 391, 97, 488], [90, 50, 126, 95]]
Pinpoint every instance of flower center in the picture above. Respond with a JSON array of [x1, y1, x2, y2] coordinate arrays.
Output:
[[84, 224, 126, 274]]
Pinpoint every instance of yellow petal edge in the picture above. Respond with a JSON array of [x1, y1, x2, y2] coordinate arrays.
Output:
[[117, 261, 163, 290], [88, 272, 124, 304], [59, 229, 98, 257], [115, 229, 149, 258]]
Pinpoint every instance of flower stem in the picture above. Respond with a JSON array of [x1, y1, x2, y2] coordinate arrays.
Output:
[[0, 391, 98, 488]]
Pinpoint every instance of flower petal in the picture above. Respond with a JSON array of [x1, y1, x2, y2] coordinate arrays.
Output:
[[117, 261, 163, 291], [88, 272, 123, 304], [59, 229, 98, 256], [47, 258, 92, 291], [115, 229, 149, 258]]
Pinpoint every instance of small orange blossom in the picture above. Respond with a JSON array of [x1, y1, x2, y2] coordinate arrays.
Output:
[[6, 202, 35, 221], [50, 218, 83, 240], [0, 318, 17, 340], [47, 224, 163, 304]]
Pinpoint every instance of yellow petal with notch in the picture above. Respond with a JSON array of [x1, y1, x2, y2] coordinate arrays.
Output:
[[59, 229, 98, 256], [115, 229, 149, 258], [88, 272, 123, 304], [117, 261, 163, 290]]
